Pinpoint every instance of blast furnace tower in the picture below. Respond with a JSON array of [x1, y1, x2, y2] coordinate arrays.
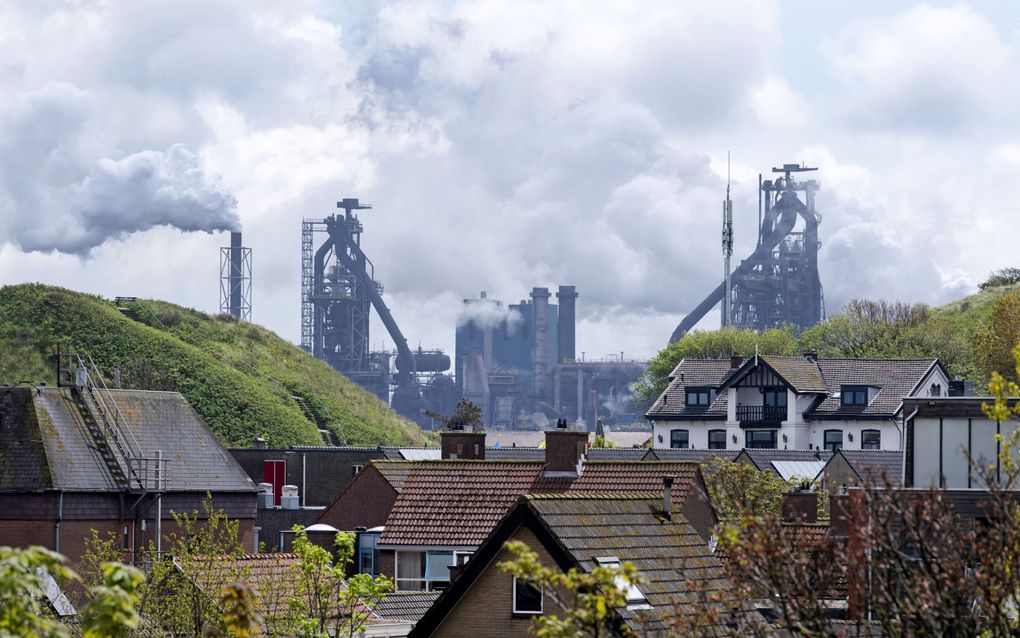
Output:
[[671, 162, 824, 341]]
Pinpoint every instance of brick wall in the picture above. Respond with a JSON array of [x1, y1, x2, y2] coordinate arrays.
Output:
[[431, 525, 561, 638], [316, 465, 398, 530], [230, 448, 385, 507]]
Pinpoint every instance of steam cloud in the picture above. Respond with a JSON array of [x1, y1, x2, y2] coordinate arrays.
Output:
[[456, 298, 524, 333], [0, 83, 238, 256]]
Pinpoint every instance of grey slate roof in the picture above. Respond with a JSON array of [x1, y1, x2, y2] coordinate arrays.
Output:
[[837, 450, 903, 486], [809, 359, 938, 418], [586, 447, 648, 461], [525, 493, 731, 624], [649, 356, 940, 422], [645, 359, 732, 420], [646, 448, 737, 463], [484, 446, 545, 460], [373, 591, 441, 624], [0, 386, 255, 493], [737, 449, 832, 475]]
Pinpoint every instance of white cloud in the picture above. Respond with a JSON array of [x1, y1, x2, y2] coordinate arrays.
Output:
[[1, 0, 1019, 363]]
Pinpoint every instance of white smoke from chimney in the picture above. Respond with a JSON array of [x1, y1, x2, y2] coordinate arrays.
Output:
[[456, 297, 524, 333], [0, 82, 239, 256]]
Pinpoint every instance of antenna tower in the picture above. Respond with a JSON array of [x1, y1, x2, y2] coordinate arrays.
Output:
[[721, 153, 734, 327]]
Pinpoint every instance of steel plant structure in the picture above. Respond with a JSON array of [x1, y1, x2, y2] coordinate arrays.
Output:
[[671, 162, 824, 341], [301, 199, 455, 425], [220, 231, 252, 320]]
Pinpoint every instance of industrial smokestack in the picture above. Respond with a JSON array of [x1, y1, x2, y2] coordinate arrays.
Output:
[[220, 230, 251, 320], [229, 231, 243, 318], [556, 285, 577, 363], [531, 287, 551, 404]]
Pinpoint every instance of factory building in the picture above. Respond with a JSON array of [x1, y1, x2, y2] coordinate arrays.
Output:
[[456, 286, 645, 430]]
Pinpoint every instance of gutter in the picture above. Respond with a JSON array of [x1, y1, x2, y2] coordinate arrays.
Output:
[[54, 490, 64, 554]]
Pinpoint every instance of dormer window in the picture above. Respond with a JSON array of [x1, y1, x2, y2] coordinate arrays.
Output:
[[841, 385, 870, 406], [685, 387, 713, 406]]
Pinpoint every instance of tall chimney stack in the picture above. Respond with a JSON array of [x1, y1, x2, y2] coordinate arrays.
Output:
[[556, 285, 577, 364], [229, 231, 243, 318], [531, 287, 551, 403]]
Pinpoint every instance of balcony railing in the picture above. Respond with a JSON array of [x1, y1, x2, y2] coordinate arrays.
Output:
[[736, 405, 786, 428]]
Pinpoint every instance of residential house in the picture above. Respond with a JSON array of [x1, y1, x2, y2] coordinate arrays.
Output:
[[316, 426, 718, 594], [734, 449, 832, 482], [900, 397, 1020, 489], [647, 354, 948, 453], [408, 492, 731, 637], [820, 449, 904, 490], [0, 385, 257, 564]]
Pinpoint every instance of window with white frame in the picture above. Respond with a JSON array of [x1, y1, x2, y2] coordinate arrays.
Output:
[[396, 550, 457, 591], [512, 577, 543, 615]]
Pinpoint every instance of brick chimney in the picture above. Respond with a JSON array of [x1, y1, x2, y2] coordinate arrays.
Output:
[[543, 419, 589, 477], [781, 491, 818, 523], [828, 493, 851, 537], [730, 354, 743, 369], [440, 428, 486, 460]]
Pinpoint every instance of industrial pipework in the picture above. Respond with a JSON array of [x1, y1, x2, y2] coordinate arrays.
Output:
[[671, 162, 824, 341]]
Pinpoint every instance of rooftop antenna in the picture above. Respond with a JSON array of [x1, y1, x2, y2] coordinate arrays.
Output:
[[721, 152, 734, 327]]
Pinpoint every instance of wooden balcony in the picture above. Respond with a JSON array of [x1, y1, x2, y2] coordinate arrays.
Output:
[[736, 405, 785, 428]]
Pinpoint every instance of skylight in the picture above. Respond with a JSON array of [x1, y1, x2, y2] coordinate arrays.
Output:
[[594, 556, 650, 609]]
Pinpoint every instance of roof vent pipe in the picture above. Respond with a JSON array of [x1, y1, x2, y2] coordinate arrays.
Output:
[[662, 476, 674, 521]]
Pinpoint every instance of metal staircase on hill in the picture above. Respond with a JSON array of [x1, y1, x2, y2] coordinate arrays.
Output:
[[292, 395, 341, 446], [60, 352, 166, 494]]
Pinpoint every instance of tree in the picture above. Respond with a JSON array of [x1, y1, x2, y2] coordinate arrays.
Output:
[[139, 496, 248, 636], [498, 541, 647, 637], [289, 528, 393, 638], [700, 457, 793, 519], [979, 267, 1020, 291], [975, 292, 1020, 384], [633, 326, 799, 412], [80, 562, 145, 638], [0, 545, 75, 638], [426, 399, 483, 430]]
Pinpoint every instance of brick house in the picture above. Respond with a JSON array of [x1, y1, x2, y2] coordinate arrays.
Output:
[[0, 386, 257, 564], [408, 492, 731, 637], [316, 427, 717, 594], [647, 354, 948, 453], [820, 449, 904, 490]]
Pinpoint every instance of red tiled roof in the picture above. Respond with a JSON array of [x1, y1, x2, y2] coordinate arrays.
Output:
[[378, 461, 701, 547]]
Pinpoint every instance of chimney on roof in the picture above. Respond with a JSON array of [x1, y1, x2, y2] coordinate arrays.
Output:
[[829, 492, 851, 537], [803, 350, 818, 363], [730, 354, 743, 369], [440, 427, 486, 460], [662, 476, 674, 521], [253, 435, 267, 450], [543, 420, 589, 477], [781, 491, 818, 524]]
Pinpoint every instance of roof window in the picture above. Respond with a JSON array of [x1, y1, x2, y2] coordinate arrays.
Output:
[[593, 556, 650, 609]]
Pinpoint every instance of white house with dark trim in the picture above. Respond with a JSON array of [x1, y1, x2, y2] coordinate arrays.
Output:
[[647, 354, 949, 452]]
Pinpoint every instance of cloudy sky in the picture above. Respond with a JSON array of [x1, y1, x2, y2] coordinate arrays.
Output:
[[2, 0, 1019, 361]]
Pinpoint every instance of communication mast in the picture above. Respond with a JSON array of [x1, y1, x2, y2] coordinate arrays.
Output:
[[721, 153, 734, 327]]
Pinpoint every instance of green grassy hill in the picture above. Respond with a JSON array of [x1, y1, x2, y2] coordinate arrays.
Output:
[[933, 282, 1020, 328], [0, 283, 430, 448]]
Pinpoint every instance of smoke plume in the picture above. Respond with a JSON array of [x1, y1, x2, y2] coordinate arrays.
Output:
[[456, 298, 524, 333], [0, 83, 238, 256]]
